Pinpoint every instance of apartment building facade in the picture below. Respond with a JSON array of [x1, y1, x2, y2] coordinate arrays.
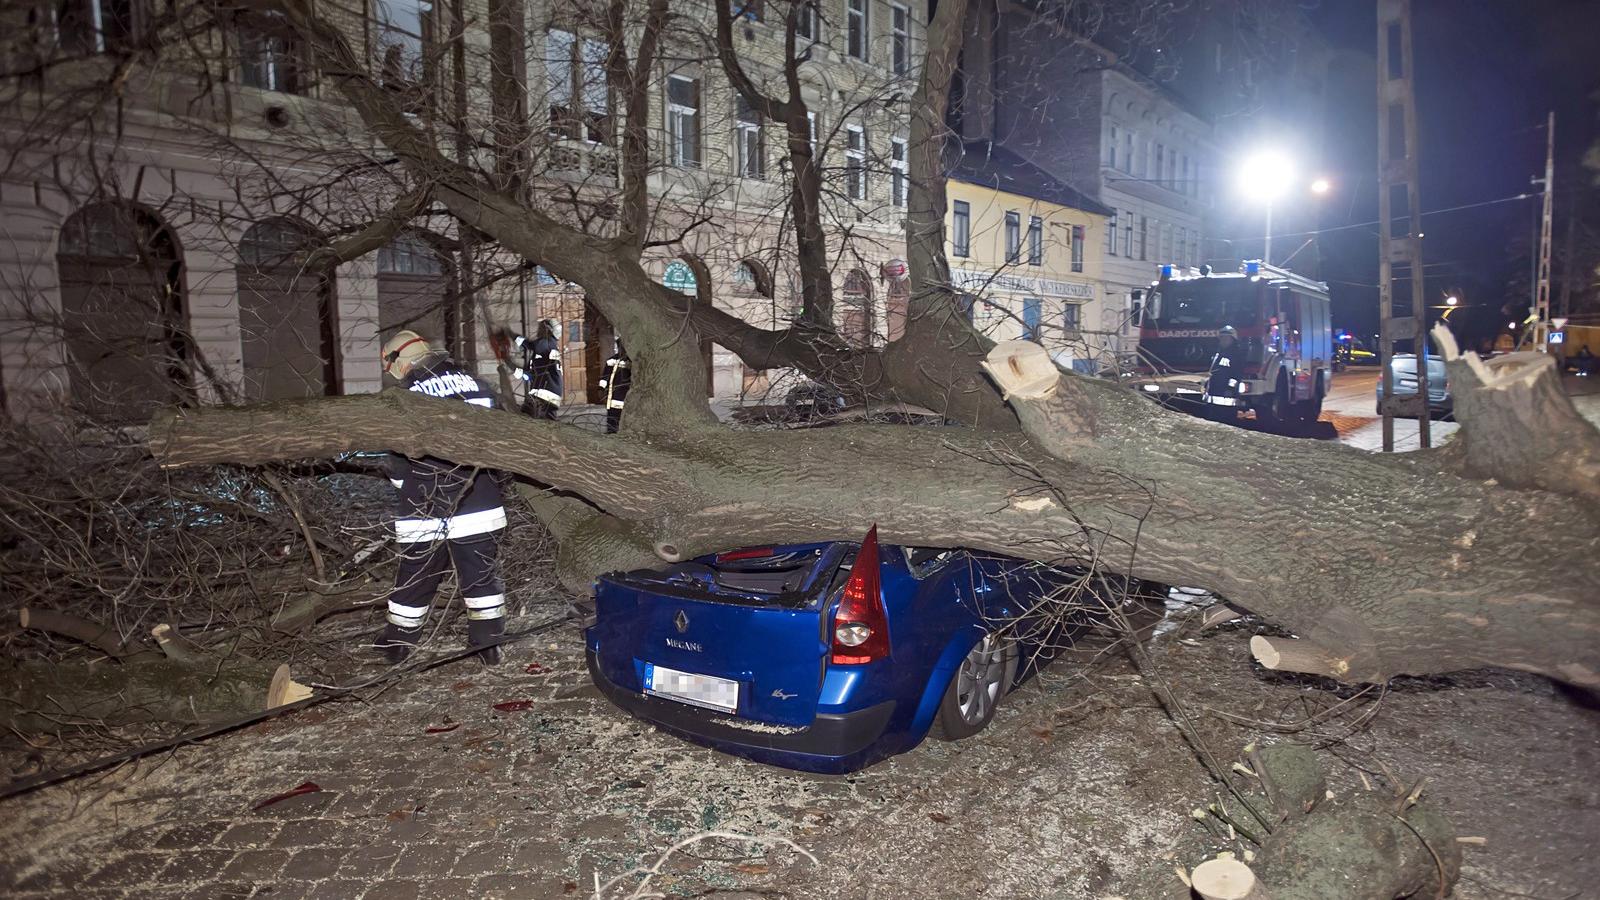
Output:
[[954, 0, 1218, 366], [944, 142, 1111, 370], [0, 0, 921, 420]]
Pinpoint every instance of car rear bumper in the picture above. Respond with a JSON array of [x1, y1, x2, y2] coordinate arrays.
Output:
[[586, 648, 897, 774]]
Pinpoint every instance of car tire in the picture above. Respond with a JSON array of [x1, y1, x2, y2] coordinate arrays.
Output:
[[932, 632, 1017, 742]]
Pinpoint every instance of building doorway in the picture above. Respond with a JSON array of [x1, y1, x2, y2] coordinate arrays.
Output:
[[377, 232, 454, 353], [236, 219, 339, 400]]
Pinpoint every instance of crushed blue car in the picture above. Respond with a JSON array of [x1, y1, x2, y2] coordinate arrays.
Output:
[[585, 526, 1109, 774]]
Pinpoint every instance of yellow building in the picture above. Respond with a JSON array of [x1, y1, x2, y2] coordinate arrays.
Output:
[[945, 142, 1115, 371]]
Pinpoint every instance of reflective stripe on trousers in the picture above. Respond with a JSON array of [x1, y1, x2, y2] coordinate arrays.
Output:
[[393, 506, 508, 544]]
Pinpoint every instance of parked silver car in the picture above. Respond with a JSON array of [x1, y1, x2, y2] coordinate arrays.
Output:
[[1375, 353, 1451, 417]]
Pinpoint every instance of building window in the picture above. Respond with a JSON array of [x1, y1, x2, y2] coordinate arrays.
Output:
[[846, 0, 867, 61], [373, 0, 434, 89], [1122, 130, 1134, 174], [1107, 125, 1119, 169], [1005, 211, 1021, 263], [239, 16, 302, 94], [735, 95, 764, 179], [1138, 215, 1148, 260], [55, 0, 142, 54], [546, 31, 611, 142], [1122, 211, 1133, 257], [667, 75, 700, 168], [1106, 211, 1117, 256], [845, 124, 867, 200], [890, 138, 908, 208], [378, 232, 444, 275], [1027, 216, 1043, 265], [1022, 298, 1042, 342], [1180, 154, 1190, 194], [890, 3, 910, 76], [1063, 303, 1081, 333], [797, 1, 818, 40], [952, 200, 971, 257], [1175, 226, 1186, 266], [1071, 224, 1085, 273], [1155, 144, 1165, 184]]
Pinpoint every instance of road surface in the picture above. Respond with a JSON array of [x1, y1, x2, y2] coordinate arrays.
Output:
[[1323, 367, 1459, 451]]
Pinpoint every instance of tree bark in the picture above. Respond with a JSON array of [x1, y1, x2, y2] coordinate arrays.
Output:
[[1, 651, 294, 730], [148, 373, 1600, 688]]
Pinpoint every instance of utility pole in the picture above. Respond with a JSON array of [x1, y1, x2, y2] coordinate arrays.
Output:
[[1533, 111, 1555, 351], [1376, 0, 1429, 451]]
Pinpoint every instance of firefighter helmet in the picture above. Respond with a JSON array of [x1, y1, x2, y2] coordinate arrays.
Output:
[[381, 330, 431, 376], [1218, 325, 1238, 338]]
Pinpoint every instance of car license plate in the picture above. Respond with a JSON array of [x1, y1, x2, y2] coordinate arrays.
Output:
[[644, 663, 739, 713]]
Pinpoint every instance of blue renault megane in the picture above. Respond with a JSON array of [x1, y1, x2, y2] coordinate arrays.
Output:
[[585, 525, 1100, 774]]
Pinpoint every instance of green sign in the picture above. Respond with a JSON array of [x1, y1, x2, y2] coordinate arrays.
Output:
[[663, 260, 697, 295]]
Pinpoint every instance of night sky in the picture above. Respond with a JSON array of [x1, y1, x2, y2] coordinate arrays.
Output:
[[1303, 0, 1600, 349]]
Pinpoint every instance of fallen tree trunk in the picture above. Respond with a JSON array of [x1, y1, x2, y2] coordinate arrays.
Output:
[[148, 357, 1600, 687]]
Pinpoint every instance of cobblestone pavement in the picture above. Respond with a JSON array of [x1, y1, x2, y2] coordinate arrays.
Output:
[[3, 607, 1598, 899]]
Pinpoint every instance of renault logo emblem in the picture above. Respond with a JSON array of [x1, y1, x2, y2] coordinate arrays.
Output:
[[674, 610, 689, 633]]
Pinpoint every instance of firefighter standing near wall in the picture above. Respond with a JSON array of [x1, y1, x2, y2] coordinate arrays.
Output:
[[600, 339, 631, 434], [374, 330, 509, 665], [1202, 325, 1241, 418], [493, 320, 563, 420]]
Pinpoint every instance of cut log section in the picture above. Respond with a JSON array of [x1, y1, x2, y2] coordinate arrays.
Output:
[[1192, 858, 1271, 900], [267, 664, 313, 708], [1188, 743, 1459, 900], [2, 649, 307, 730]]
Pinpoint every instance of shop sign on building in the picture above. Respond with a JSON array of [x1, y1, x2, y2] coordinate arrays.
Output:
[[951, 267, 1094, 300]]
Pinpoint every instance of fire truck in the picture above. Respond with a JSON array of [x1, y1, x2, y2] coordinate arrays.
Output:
[[1130, 261, 1334, 427]]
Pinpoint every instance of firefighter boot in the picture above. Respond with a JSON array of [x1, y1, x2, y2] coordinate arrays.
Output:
[[375, 623, 421, 665], [468, 618, 505, 666]]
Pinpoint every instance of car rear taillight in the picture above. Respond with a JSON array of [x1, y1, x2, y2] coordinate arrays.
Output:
[[715, 547, 775, 564], [830, 525, 890, 665]]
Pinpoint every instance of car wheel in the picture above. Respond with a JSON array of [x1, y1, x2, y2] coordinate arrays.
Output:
[[933, 632, 1016, 741]]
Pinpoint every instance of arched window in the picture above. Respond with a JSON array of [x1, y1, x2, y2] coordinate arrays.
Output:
[[56, 202, 188, 422], [377, 231, 453, 349], [237, 219, 339, 400], [734, 258, 774, 298], [840, 268, 875, 348]]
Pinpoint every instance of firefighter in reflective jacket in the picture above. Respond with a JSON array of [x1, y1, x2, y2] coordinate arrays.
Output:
[[505, 320, 562, 420], [599, 340, 631, 434], [1203, 325, 1241, 416], [375, 330, 509, 665]]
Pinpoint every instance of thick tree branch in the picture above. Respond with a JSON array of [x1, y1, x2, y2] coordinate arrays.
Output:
[[611, 0, 670, 248], [301, 186, 432, 271]]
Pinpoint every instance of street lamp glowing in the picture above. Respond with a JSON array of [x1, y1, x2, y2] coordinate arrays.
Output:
[[1237, 151, 1296, 202], [1310, 177, 1332, 195], [1445, 295, 1459, 307]]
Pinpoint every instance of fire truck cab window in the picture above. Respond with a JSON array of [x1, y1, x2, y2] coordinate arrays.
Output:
[[1149, 287, 1256, 329]]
